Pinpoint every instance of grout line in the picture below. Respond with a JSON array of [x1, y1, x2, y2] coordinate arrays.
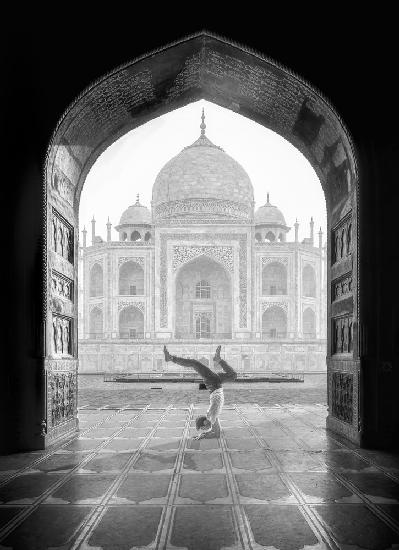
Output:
[[278, 403, 399, 483], [155, 404, 194, 550], [234, 405, 341, 550], [0, 405, 153, 543], [258, 404, 399, 535], [0, 405, 146, 489], [72, 405, 175, 550]]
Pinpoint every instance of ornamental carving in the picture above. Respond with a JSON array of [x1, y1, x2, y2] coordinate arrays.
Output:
[[89, 303, 103, 312], [49, 371, 76, 427], [155, 199, 252, 221], [52, 208, 74, 264], [160, 233, 248, 329], [261, 257, 289, 267], [194, 311, 213, 320], [89, 257, 104, 268], [333, 213, 352, 264], [172, 246, 233, 273], [52, 315, 73, 356], [332, 273, 353, 301], [332, 315, 353, 354], [331, 372, 353, 424], [261, 302, 288, 313], [52, 167, 74, 206], [51, 270, 73, 301], [118, 300, 145, 313], [118, 256, 145, 267]]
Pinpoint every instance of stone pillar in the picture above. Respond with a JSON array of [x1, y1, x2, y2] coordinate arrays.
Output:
[[318, 227, 323, 249], [82, 226, 87, 248]]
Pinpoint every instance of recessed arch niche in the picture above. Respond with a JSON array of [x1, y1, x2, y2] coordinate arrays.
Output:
[[44, 31, 360, 447]]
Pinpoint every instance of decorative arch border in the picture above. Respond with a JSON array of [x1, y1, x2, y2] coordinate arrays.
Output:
[[172, 245, 234, 273], [117, 300, 145, 313]]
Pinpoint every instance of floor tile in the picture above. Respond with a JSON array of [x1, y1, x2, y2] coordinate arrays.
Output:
[[183, 451, 224, 472], [28, 453, 84, 473], [316, 504, 399, 548], [274, 451, 325, 472], [146, 438, 181, 451], [177, 474, 230, 503], [130, 452, 177, 472], [342, 472, 399, 503], [101, 438, 142, 452], [112, 474, 171, 503], [0, 506, 23, 528], [0, 505, 92, 549], [170, 505, 237, 550], [79, 453, 132, 473], [290, 472, 361, 503], [236, 473, 293, 503], [0, 473, 62, 504], [224, 438, 260, 450], [322, 449, 379, 473], [244, 504, 319, 549], [87, 506, 162, 549], [229, 450, 274, 472], [45, 474, 116, 504]]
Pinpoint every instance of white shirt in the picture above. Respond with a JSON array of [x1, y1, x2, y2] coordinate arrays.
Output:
[[206, 388, 224, 425]]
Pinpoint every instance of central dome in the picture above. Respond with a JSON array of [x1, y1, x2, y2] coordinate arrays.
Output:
[[152, 111, 254, 222]]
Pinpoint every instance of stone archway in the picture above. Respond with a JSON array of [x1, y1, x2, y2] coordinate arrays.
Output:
[[43, 31, 360, 447]]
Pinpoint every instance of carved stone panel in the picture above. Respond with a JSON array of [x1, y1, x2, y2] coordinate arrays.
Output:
[[52, 208, 74, 264], [172, 245, 233, 273], [52, 166, 75, 206], [332, 272, 353, 302], [52, 314, 73, 356], [331, 372, 353, 424], [118, 300, 145, 313], [51, 270, 73, 301], [332, 213, 352, 264], [118, 256, 145, 267], [332, 315, 353, 355], [48, 371, 76, 428]]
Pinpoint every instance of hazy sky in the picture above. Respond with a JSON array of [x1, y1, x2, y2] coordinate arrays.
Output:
[[80, 99, 326, 243]]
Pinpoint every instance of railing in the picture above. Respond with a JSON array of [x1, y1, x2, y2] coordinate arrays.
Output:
[[103, 371, 305, 382]]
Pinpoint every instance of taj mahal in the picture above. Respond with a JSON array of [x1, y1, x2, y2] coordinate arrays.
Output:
[[78, 112, 327, 374]]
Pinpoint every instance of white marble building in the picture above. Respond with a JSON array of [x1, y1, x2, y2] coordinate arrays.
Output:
[[78, 114, 327, 374]]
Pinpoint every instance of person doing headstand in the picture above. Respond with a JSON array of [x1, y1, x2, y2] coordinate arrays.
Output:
[[163, 345, 237, 439]]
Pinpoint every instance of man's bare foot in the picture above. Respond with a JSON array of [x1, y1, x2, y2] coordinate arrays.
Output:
[[213, 345, 221, 363], [164, 345, 172, 362]]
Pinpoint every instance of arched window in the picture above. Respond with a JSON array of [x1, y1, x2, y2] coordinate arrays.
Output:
[[302, 264, 316, 297], [196, 280, 211, 299], [119, 261, 144, 295], [262, 262, 287, 295], [119, 306, 144, 339], [121, 232, 127, 241], [255, 232, 262, 242], [89, 263, 103, 297], [89, 307, 103, 338], [144, 231, 151, 242], [130, 230, 141, 241], [303, 307, 316, 338], [262, 306, 287, 338], [265, 231, 276, 242]]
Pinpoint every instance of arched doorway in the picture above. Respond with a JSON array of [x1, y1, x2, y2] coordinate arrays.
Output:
[[174, 256, 232, 339], [43, 32, 360, 448], [119, 261, 144, 296], [262, 306, 287, 339], [262, 262, 287, 295], [118, 306, 144, 339]]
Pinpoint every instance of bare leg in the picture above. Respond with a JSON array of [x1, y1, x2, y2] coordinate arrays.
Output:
[[164, 346, 220, 387], [213, 345, 237, 383]]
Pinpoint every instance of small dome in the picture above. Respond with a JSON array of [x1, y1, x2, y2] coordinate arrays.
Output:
[[152, 110, 254, 222], [117, 196, 151, 226], [255, 195, 287, 227]]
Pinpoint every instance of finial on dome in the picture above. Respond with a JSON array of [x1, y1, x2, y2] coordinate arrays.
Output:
[[267, 192, 270, 204], [135, 193, 140, 205], [200, 108, 206, 135]]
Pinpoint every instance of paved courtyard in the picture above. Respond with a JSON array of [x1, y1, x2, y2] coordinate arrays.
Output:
[[78, 374, 327, 408], [0, 402, 399, 549]]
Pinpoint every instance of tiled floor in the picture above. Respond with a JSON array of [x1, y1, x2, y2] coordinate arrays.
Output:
[[0, 403, 398, 549]]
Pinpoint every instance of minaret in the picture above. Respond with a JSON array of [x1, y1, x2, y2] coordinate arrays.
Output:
[[310, 217, 314, 245], [200, 108, 206, 135], [106, 217, 112, 242], [318, 227, 323, 249], [82, 226, 87, 248], [294, 218, 299, 243], [91, 216, 96, 246]]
